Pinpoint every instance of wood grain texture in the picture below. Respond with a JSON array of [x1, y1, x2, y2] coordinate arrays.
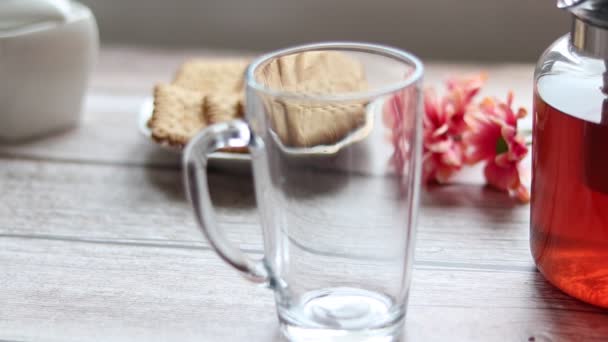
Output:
[[2, 158, 607, 341], [1, 237, 607, 342], [0, 46, 606, 342], [0, 159, 530, 268]]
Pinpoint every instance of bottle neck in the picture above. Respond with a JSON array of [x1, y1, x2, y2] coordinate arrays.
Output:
[[572, 16, 608, 58]]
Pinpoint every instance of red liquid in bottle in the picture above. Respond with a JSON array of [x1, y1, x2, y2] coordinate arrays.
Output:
[[531, 79, 608, 307]]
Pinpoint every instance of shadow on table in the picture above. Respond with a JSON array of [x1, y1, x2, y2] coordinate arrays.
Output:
[[529, 270, 608, 340], [421, 183, 528, 231], [143, 148, 257, 209], [422, 184, 520, 209]]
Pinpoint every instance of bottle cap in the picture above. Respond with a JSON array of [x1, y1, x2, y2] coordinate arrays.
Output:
[[562, 0, 608, 58]]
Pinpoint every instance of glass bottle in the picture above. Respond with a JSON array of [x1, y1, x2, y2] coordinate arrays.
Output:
[[532, 0, 608, 307]]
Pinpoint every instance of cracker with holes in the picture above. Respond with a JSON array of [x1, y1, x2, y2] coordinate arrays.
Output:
[[204, 93, 244, 124], [173, 59, 249, 93], [148, 59, 248, 148], [148, 83, 207, 147]]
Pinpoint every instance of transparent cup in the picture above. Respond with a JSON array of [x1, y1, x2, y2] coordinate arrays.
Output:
[[184, 42, 424, 341]]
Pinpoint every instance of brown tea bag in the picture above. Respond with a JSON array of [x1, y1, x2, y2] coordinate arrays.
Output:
[[256, 51, 369, 147], [281, 102, 367, 147], [257, 51, 367, 92]]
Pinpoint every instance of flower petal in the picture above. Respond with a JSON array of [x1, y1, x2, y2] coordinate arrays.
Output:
[[514, 183, 531, 203], [484, 160, 519, 191], [463, 114, 502, 164]]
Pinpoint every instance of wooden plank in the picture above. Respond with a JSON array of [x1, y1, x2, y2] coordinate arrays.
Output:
[[0, 93, 181, 168], [0, 158, 532, 268], [0, 237, 277, 342], [0, 92, 528, 180], [0, 158, 259, 250], [0, 237, 606, 342]]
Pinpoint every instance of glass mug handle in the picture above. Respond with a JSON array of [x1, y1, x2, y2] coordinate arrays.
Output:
[[183, 120, 270, 283]]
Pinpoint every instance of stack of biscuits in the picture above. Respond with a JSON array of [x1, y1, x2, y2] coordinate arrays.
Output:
[[148, 59, 249, 148], [148, 51, 369, 150]]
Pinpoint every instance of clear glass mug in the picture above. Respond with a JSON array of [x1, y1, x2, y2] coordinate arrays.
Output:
[[184, 42, 423, 341]]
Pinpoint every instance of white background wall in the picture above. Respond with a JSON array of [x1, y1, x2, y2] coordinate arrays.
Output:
[[80, 0, 570, 61]]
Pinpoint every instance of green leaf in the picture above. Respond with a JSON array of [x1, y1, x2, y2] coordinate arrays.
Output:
[[496, 137, 508, 154]]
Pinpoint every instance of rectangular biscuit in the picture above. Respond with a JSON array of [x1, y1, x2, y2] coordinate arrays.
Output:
[[173, 59, 249, 93], [204, 93, 244, 124], [148, 83, 207, 147]]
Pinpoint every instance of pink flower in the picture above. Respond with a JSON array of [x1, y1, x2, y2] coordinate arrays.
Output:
[[444, 73, 487, 135], [464, 93, 530, 202], [422, 88, 463, 183], [383, 88, 414, 177], [422, 73, 486, 184]]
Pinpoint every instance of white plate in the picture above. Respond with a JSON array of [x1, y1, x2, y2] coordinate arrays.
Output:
[[138, 97, 377, 159], [138, 97, 250, 161]]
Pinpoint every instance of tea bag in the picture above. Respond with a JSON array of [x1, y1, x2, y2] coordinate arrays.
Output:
[[256, 51, 369, 148]]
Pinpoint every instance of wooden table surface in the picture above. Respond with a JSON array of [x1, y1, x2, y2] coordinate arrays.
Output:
[[1, 46, 607, 342]]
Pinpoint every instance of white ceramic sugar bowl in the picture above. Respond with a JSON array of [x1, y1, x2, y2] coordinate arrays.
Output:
[[0, 0, 98, 140]]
